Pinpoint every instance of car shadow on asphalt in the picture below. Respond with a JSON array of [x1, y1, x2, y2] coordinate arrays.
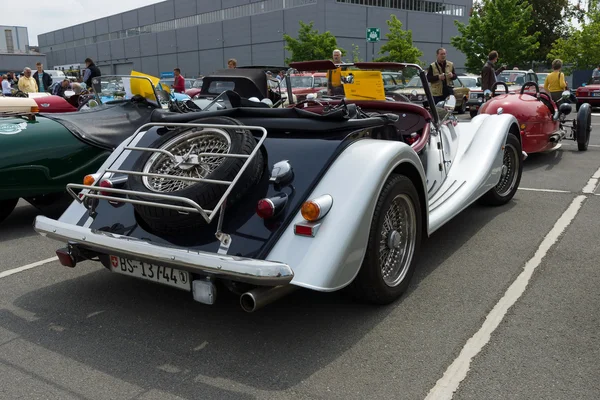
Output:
[[522, 149, 565, 172], [0, 199, 517, 398], [0, 203, 65, 242]]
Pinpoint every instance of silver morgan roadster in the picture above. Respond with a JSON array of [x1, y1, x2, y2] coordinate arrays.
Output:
[[34, 61, 524, 312]]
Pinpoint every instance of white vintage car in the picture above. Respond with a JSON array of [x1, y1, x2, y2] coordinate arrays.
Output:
[[34, 61, 525, 312]]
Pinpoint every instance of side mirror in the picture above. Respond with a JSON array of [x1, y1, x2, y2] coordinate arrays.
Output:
[[444, 95, 456, 112], [561, 90, 570, 99], [483, 89, 492, 99]]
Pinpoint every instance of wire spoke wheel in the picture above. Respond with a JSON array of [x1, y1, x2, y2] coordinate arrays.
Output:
[[378, 194, 417, 287], [142, 128, 231, 193], [494, 142, 519, 197]]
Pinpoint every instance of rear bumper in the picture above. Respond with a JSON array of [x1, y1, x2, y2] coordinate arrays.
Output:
[[34, 216, 294, 286]]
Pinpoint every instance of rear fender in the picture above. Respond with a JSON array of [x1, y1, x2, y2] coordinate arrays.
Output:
[[265, 139, 427, 292]]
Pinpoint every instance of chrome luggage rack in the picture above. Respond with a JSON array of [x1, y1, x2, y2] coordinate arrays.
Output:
[[66, 122, 268, 253]]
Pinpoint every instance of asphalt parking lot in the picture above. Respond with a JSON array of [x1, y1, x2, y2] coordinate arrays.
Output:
[[1, 114, 599, 400]]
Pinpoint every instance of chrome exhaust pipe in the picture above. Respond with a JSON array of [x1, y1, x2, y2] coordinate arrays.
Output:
[[522, 151, 528, 160], [240, 285, 298, 313]]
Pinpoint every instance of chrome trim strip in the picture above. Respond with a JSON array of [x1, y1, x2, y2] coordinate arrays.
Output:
[[34, 216, 294, 286]]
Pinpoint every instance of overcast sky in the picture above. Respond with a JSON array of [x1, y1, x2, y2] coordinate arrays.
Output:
[[3, 0, 164, 46]]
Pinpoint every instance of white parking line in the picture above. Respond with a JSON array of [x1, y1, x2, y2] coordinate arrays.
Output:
[[425, 195, 587, 400], [518, 187, 571, 193], [0, 257, 58, 279], [582, 166, 600, 194]]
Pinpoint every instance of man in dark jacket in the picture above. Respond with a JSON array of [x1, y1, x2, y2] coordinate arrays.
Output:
[[481, 51, 507, 92], [83, 58, 102, 89], [33, 62, 53, 93]]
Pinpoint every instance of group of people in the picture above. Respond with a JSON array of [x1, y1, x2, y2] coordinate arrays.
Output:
[[1, 58, 102, 98]]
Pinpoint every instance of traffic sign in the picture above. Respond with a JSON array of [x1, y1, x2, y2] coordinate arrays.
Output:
[[366, 28, 380, 43]]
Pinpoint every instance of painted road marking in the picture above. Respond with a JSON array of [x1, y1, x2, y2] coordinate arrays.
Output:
[[582, 166, 600, 194], [518, 188, 571, 193], [0, 257, 58, 279], [425, 194, 587, 400]]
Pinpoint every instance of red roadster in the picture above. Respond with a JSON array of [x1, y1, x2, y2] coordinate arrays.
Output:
[[479, 81, 592, 154]]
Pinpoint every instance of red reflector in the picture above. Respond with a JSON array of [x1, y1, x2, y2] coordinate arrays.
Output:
[[256, 198, 275, 219], [294, 224, 314, 236], [56, 249, 76, 268]]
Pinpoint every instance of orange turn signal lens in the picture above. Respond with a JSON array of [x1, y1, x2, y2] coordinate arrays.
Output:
[[83, 174, 96, 186], [301, 201, 321, 222], [30, 106, 39, 113], [300, 194, 333, 222]]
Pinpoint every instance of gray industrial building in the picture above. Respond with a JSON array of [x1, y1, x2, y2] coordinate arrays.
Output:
[[37, 0, 473, 78], [1, 25, 46, 73]]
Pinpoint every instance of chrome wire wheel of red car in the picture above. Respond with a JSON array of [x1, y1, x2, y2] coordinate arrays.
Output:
[[350, 174, 422, 304], [478, 132, 523, 206]]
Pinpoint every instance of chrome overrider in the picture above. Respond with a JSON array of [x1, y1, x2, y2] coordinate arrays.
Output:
[[33, 216, 294, 287]]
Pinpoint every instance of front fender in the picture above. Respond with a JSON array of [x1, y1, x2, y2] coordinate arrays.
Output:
[[265, 139, 427, 292]]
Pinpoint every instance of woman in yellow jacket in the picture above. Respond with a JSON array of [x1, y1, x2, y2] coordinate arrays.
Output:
[[544, 59, 568, 101]]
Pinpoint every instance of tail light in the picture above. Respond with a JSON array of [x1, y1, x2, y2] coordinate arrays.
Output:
[[56, 248, 77, 268], [256, 193, 288, 219], [300, 194, 333, 222]]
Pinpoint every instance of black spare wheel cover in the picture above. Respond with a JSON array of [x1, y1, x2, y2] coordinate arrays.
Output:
[[127, 116, 264, 234]]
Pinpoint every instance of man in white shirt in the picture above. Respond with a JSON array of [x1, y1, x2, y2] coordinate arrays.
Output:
[[2, 75, 12, 95]]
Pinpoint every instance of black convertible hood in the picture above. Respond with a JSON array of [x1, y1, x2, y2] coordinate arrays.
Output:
[[43, 101, 158, 150]]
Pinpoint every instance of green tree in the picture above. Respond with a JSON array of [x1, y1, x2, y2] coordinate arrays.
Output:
[[521, 0, 585, 62], [450, 0, 540, 74], [548, 5, 600, 73], [283, 21, 344, 64], [351, 44, 363, 62], [375, 15, 423, 65]]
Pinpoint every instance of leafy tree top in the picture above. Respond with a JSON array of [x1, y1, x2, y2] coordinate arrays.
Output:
[[450, 0, 540, 74], [375, 15, 423, 66], [283, 21, 345, 64]]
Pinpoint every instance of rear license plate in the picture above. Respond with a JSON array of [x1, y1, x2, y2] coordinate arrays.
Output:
[[109, 255, 191, 291]]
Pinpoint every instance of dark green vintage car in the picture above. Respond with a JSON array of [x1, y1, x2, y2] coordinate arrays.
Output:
[[0, 75, 178, 223]]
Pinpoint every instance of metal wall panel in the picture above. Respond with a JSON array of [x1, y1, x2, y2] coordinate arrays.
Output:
[[97, 41, 111, 62], [73, 24, 84, 40], [141, 56, 159, 76], [84, 22, 96, 38], [75, 46, 87, 64], [324, 2, 367, 38], [139, 33, 158, 57], [405, 12, 443, 43], [283, 4, 323, 36], [222, 0, 250, 8], [156, 30, 178, 55], [251, 10, 283, 44], [176, 0, 198, 18], [199, 48, 224, 75], [122, 11, 139, 30], [197, 0, 222, 13], [251, 42, 284, 67], [223, 45, 251, 67], [198, 22, 223, 50], [63, 27, 74, 43], [176, 26, 199, 53], [138, 5, 156, 26], [176, 51, 201, 76], [223, 17, 251, 47], [123, 36, 142, 58], [65, 47, 76, 64], [109, 15, 123, 33], [155, 1, 176, 23], [84, 44, 98, 62], [110, 39, 126, 60], [95, 18, 109, 35]]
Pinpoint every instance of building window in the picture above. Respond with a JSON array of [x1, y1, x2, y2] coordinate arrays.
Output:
[[335, 0, 466, 16], [5, 30, 14, 53]]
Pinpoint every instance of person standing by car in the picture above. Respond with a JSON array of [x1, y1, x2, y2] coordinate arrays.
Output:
[[18, 68, 38, 93], [481, 51, 507, 92], [172, 68, 185, 93], [427, 48, 457, 105], [33, 62, 52, 93], [592, 64, 600, 82], [327, 49, 346, 96], [82, 58, 101, 89], [544, 59, 568, 102], [2, 75, 12, 96]]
